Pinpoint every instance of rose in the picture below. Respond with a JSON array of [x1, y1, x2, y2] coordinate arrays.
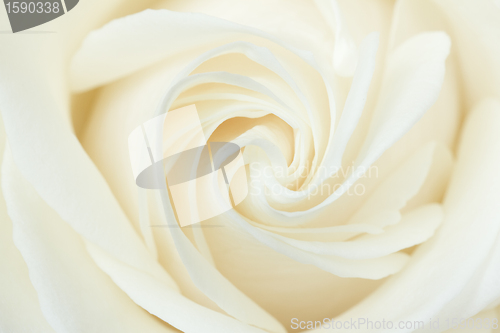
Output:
[[1, 0, 500, 332], [0, 0, 500, 332]]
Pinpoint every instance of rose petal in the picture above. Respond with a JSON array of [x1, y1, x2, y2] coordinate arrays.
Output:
[[314, 0, 358, 77], [320, 99, 500, 332], [0, 120, 54, 332], [0, 38, 179, 292], [86, 242, 267, 333], [2, 148, 176, 333], [155, 186, 286, 332], [433, 0, 500, 109], [225, 210, 410, 279], [265, 204, 443, 259], [70, 9, 324, 93], [231, 31, 451, 225]]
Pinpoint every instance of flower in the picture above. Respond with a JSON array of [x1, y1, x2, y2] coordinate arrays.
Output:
[[0, 0, 499, 332]]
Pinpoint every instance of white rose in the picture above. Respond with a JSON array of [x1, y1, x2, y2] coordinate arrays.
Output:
[[0, 0, 499, 332]]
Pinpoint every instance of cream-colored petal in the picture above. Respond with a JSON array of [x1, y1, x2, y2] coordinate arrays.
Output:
[[0, 119, 55, 333], [2, 148, 176, 333], [317, 100, 500, 332], [86, 243, 266, 333], [433, 0, 500, 109], [265, 204, 443, 259], [314, 0, 358, 77], [0, 35, 178, 292]]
